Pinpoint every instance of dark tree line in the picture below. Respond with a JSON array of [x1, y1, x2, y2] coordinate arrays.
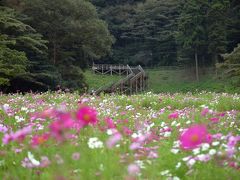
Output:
[[92, 0, 240, 70], [0, 0, 114, 92], [0, 0, 239, 92]]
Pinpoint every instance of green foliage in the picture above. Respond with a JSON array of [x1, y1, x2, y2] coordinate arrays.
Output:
[[217, 44, 240, 89], [97, 0, 180, 66], [0, 6, 59, 92], [23, 0, 114, 65], [0, 45, 27, 86], [0, 7, 28, 87], [59, 65, 87, 92]]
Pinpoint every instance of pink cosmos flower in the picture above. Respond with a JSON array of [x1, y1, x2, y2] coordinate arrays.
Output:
[[209, 117, 220, 123], [104, 117, 116, 129], [72, 152, 80, 160], [201, 108, 209, 116], [2, 126, 32, 144], [206, 133, 212, 143], [179, 124, 210, 150], [122, 126, 132, 136], [76, 106, 98, 127], [227, 135, 240, 147], [40, 156, 51, 167], [106, 133, 122, 148], [168, 112, 179, 119], [2, 133, 14, 144], [212, 133, 222, 140], [0, 124, 8, 133], [148, 151, 158, 159], [31, 133, 50, 147], [130, 142, 141, 150], [49, 112, 74, 140], [127, 163, 140, 176]]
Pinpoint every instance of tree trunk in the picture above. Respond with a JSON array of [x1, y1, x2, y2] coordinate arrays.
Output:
[[195, 50, 199, 82], [53, 41, 57, 65]]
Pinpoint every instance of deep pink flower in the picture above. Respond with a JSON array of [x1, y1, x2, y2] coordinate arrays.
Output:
[[179, 124, 209, 150], [201, 108, 209, 116], [209, 117, 220, 123], [168, 112, 179, 119], [2, 133, 14, 144], [104, 117, 116, 129], [31, 133, 50, 147], [206, 133, 212, 143], [76, 106, 98, 126], [49, 112, 74, 140], [122, 126, 132, 136]]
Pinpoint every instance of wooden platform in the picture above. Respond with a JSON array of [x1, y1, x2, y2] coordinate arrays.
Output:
[[92, 64, 148, 95]]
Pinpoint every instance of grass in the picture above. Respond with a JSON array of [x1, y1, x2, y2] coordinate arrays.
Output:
[[0, 92, 239, 179], [84, 68, 239, 94], [146, 68, 240, 93], [84, 70, 121, 91]]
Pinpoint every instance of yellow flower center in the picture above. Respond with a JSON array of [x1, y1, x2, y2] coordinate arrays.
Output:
[[38, 137, 46, 144], [191, 134, 199, 142], [83, 114, 90, 121]]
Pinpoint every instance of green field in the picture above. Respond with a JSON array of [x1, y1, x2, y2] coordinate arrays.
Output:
[[84, 70, 121, 92], [85, 68, 239, 94], [0, 92, 239, 179]]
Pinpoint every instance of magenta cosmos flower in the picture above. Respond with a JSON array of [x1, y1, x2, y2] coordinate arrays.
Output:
[[179, 124, 210, 150], [76, 106, 98, 127], [168, 112, 179, 119]]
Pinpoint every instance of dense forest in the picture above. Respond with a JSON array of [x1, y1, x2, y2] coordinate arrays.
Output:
[[0, 0, 239, 92]]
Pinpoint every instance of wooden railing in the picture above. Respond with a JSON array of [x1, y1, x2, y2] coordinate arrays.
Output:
[[92, 64, 147, 95]]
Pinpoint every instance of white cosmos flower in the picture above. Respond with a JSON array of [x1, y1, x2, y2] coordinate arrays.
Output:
[[187, 159, 196, 167], [209, 149, 217, 156], [176, 162, 181, 169], [173, 176, 180, 180], [164, 132, 171, 137], [171, 149, 179, 154], [186, 120, 191, 124], [212, 141, 220, 146], [88, 137, 103, 149], [135, 160, 145, 169], [15, 116, 25, 123], [193, 148, 200, 155], [201, 143, 210, 151], [27, 151, 40, 166], [160, 170, 170, 176]]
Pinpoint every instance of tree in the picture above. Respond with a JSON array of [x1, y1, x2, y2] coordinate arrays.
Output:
[[207, 0, 229, 63], [23, 0, 114, 66], [0, 36, 27, 87], [97, 0, 180, 66], [177, 0, 209, 81]]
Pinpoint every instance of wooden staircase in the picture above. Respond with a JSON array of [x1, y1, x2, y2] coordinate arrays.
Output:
[[92, 64, 148, 95]]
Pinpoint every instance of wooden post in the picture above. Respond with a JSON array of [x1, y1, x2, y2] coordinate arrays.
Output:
[[135, 79, 138, 93]]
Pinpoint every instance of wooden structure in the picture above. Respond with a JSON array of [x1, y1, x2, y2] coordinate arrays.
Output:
[[92, 63, 148, 95]]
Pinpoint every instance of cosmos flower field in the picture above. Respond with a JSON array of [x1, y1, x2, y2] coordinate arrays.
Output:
[[0, 92, 239, 179]]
